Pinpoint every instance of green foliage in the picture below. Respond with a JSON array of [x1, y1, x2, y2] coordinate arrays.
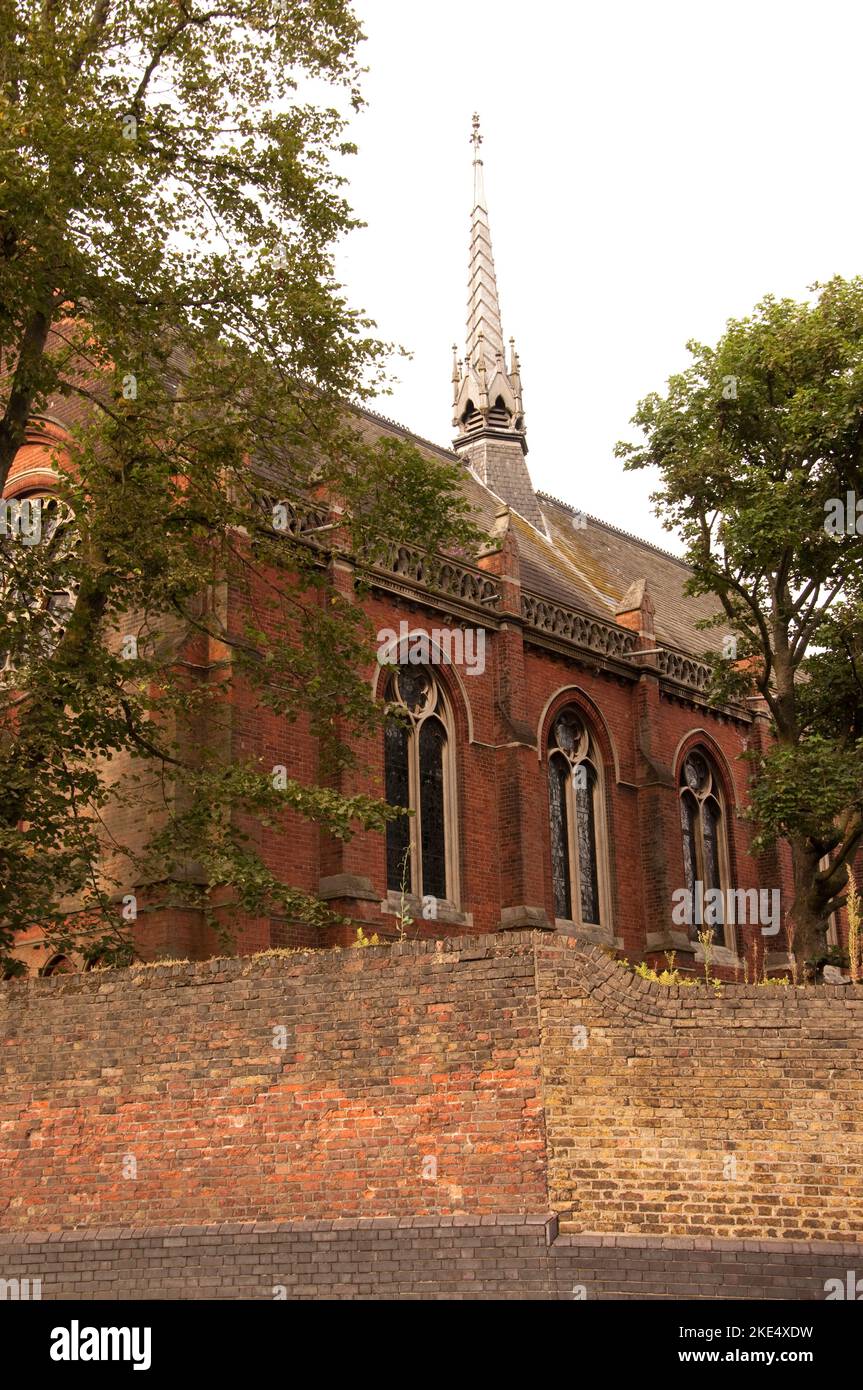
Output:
[[745, 735, 863, 851], [82, 937, 136, 970], [0, 2, 483, 971], [352, 926, 380, 947], [633, 960, 699, 988], [846, 866, 861, 983]]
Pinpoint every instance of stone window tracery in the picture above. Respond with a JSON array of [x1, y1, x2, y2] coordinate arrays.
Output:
[[383, 667, 457, 904], [547, 708, 607, 929], [0, 493, 77, 677], [679, 749, 732, 947]]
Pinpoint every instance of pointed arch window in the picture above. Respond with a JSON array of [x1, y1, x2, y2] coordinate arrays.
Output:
[[460, 399, 484, 436], [384, 668, 457, 903], [41, 954, 74, 976], [820, 854, 840, 947], [679, 750, 731, 946], [0, 494, 77, 677], [547, 709, 607, 928]]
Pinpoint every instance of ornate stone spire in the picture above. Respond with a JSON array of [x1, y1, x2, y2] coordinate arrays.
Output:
[[465, 114, 506, 375], [453, 116, 543, 533], [453, 115, 524, 442]]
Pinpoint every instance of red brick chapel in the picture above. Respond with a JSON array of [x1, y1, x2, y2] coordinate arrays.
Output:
[[6, 121, 826, 980]]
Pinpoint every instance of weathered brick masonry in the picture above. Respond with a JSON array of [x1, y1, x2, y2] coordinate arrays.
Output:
[[1, 934, 861, 1298], [535, 940, 863, 1242]]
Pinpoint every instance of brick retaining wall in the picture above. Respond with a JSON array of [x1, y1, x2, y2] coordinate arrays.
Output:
[[2, 933, 861, 1298]]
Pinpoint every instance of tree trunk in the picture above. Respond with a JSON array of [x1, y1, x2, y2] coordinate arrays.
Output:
[[0, 304, 54, 492], [789, 832, 829, 971]]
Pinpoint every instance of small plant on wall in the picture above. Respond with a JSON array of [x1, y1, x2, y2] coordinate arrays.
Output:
[[847, 867, 861, 984]]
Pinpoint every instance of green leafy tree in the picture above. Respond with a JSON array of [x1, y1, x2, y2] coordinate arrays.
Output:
[[0, 0, 481, 972], [617, 277, 863, 965]]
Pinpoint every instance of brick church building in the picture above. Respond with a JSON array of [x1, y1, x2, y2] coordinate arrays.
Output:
[[6, 122, 833, 981]]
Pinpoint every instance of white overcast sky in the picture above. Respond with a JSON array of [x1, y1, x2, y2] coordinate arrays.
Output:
[[333, 0, 863, 551]]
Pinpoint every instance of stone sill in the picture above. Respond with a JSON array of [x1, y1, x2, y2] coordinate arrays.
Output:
[[646, 929, 697, 953], [646, 930, 741, 968], [380, 891, 473, 929], [693, 943, 740, 969], [766, 952, 794, 970], [618, 934, 798, 978], [555, 920, 622, 950]]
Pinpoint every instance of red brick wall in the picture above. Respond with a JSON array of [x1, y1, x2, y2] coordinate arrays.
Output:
[[0, 936, 547, 1231], [2, 933, 861, 1244]]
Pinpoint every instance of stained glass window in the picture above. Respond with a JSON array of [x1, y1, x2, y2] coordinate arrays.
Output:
[[397, 668, 431, 714], [702, 798, 723, 897], [419, 718, 447, 900], [684, 752, 709, 794], [383, 667, 454, 902], [549, 753, 572, 920], [680, 791, 698, 898], [547, 709, 605, 928], [385, 717, 411, 891], [678, 750, 729, 944], [575, 762, 600, 925]]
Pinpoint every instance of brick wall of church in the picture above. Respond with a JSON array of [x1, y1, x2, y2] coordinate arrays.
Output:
[[1, 933, 860, 1298], [102, 565, 787, 970]]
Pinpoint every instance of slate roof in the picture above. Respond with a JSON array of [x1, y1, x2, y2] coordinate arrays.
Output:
[[354, 404, 724, 661]]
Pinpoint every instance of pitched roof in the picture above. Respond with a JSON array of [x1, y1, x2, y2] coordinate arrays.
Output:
[[524, 493, 723, 656], [354, 402, 723, 660]]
